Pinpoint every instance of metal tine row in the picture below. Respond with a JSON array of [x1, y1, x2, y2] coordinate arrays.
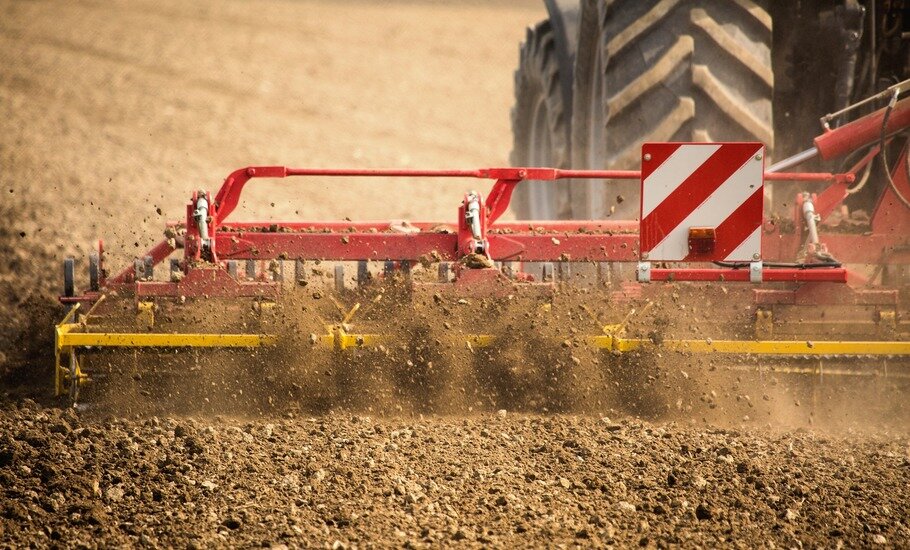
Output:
[[116, 258, 618, 289], [65, 253, 614, 298]]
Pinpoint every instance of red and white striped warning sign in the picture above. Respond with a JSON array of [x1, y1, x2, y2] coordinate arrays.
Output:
[[639, 142, 764, 262]]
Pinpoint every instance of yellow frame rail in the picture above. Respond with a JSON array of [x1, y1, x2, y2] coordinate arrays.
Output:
[[54, 304, 279, 398], [588, 335, 910, 356]]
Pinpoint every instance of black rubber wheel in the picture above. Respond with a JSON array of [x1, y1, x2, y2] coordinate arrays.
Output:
[[63, 258, 75, 297], [570, 0, 773, 219], [510, 19, 572, 220]]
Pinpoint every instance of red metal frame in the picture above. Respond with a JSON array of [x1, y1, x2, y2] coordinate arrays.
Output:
[[67, 124, 908, 310], [93, 163, 899, 298], [648, 268, 847, 283]]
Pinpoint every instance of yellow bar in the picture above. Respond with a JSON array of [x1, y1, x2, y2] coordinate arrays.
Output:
[[58, 328, 276, 348], [587, 335, 613, 349], [590, 335, 910, 356], [726, 364, 910, 378], [318, 331, 492, 351], [337, 333, 380, 350], [467, 335, 494, 348], [319, 334, 336, 348], [317, 329, 381, 350]]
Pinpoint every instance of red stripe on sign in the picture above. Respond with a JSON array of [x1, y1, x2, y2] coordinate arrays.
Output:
[[683, 186, 763, 262], [640, 143, 761, 252], [640, 142, 683, 181]]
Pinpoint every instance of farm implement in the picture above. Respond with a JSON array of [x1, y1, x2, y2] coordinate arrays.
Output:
[[56, 89, 910, 411]]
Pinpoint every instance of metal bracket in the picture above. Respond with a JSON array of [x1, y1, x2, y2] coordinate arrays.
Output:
[[636, 262, 651, 283], [464, 191, 487, 255], [136, 301, 155, 328], [750, 261, 763, 283], [754, 309, 773, 339]]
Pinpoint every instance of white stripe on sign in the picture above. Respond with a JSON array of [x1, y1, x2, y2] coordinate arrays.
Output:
[[641, 144, 720, 218], [724, 226, 762, 262], [646, 154, 761, 261]]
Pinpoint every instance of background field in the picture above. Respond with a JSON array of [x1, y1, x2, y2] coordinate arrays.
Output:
[[0, 1, 907, 547]]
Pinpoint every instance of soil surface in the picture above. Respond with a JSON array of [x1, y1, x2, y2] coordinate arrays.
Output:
[[2, 401, 908, 548], [1, 0, 909, 548]]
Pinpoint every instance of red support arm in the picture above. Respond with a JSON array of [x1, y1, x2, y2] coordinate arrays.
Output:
[[815, 97, 910, 161], [210, 166, 851, 228]]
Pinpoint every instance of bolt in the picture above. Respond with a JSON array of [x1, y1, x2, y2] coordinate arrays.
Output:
[[641, 252, 649, 260], [754, 153, 763, 161], [643, 153, 652, 161], [752, 253, 761, 260], [247, 167, 256, 177], [518, 169, 527, 179]]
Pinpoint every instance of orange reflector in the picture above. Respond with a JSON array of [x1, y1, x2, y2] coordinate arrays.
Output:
[[688, 226, 716, 254]]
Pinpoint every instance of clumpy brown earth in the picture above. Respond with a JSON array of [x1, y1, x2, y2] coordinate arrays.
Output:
[[1, 0, 910, 547], [1, 401, 908, 548]]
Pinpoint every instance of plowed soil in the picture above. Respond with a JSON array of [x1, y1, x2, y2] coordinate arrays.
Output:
[[1, 0, 909, 548]]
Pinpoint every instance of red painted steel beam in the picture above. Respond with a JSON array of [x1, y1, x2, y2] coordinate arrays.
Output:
[[761, 231, 910, 264], [814, 97, 910, 160], [210, 166, 853, 226], [219, 220, 640, 233], [649, 268, 847, 283], [216, 232, 459, 261], [213, 232, 641, 262]]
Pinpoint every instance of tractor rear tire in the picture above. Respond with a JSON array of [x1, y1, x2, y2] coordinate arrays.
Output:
[[510, 19, 571, 220], [570, 0, 774, 219]]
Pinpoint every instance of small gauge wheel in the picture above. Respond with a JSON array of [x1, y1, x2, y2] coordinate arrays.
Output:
[[63, 258, 75, 297]]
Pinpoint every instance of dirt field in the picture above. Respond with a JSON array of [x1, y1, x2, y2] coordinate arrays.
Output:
[[1, 0, 909, 547]]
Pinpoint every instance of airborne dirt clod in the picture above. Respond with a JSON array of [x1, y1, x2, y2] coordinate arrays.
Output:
[[1, 0, 910, 547]]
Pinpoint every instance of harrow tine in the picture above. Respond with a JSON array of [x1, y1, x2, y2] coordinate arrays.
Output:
[[226, 260, 238, 279], [88, 252, 100, 292], [295, 259, 307, 285], [80, 294, 107, 327], [334, 264, 345, 294], [541, 262, 554, 282], [269, 260, 283, 282], [579, 303, 604, 328], [169, 259, 181, 282], [438, 262, 450, 282], [245, 260, 256, 280], [357, 261, 370, 287], [596, 262, 610, 286], [341, 302, 361, 325], [328, 294, 346, 315], [383, 260, 395, 278]]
